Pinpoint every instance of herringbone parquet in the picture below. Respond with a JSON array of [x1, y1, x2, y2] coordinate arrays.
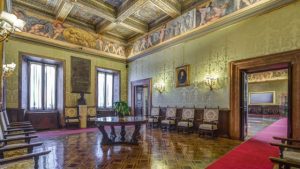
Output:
[[33, 126, 240, 169]]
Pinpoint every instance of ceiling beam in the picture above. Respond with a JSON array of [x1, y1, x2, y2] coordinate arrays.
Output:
[[55, 0, 76, 22], [150, 0, 181, 18], [96, 0, 149, 34]]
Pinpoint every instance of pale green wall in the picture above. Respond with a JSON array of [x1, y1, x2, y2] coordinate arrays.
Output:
[[248, 80, 288, 105], [128, 1, 300, 108], [5, 38, 127, 108]]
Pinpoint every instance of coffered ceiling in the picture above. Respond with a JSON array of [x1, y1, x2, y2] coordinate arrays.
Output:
[[12, 0, 202, 42]]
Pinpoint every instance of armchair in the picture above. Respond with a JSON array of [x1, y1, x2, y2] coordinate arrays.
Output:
[[270, 137, 300, 169], [161, 107, 177, 130], [177, 108, 195, 133], [64, 108, 80, 128], [87, 107, 97, 127], [198, 107, 219, 138], [147, 107, 160, 128], [2, 110, 31, 127]]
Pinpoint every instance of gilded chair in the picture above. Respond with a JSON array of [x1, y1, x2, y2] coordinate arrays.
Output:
[[270, 137, 300, 169], [147, 107, 160, 128], [64, 108, 80, 128], [177, 108, 195, 133], [161, 107, 177, 130], [198, 107, 219, 137], [87, 107, 97, 127]]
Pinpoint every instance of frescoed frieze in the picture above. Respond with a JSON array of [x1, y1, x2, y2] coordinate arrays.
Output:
[[12, 8, 126, 57]]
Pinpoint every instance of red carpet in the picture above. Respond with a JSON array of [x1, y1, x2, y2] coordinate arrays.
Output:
[[207, 118, 287, 169]]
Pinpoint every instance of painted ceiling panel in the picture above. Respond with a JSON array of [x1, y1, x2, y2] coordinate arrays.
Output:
[[108, 25, 138, 38], [69, 5, 104, 25], [132, 1, 167, 24], [102, 0, 125, 7]]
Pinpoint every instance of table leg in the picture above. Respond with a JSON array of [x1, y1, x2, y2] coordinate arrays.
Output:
[[131, 124, 141, 144], [110, 126, 116, 140], [120, 125, 126, 142], [98, 125, 112, 145]]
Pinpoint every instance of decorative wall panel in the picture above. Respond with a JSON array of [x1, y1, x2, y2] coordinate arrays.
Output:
[[71, 56, 91, 93]]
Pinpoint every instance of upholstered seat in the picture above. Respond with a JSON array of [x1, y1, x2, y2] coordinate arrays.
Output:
[[161, 119, 176, 124], [283, 149, 300, 162], [177, 108, 195, 133], [161, 107, 177, 130], [199, 108, 219, 137], [1, 159, 34, 169], [178, 121, 193, 127], [199, 124, 217, 130], [148, 107, 160, 128]]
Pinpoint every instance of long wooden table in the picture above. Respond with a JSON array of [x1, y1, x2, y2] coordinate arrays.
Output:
[[95, 116, 147, 145]]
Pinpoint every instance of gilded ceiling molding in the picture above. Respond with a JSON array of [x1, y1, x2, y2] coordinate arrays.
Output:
[[55, 0, 76, 22], [127, 0, 294, 60]]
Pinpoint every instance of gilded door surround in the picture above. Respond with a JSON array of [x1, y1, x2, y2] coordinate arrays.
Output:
[[229, 49, 300, 140]]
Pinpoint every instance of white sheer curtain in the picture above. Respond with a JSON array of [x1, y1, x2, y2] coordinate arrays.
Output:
[[106, 74, 113, 108], [29, 62, 57, 110], [45, 65, 56, 109], [97, 72, 105, 108], [30, 63, 42, 109], [97, 72, 114, 108]]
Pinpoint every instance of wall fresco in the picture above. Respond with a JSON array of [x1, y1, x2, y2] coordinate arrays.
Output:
[[129, 0, 263, 56], [12, 8, 126, 57]]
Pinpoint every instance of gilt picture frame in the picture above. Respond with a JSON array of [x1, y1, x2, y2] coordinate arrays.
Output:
[[176, 65, 190, 87]]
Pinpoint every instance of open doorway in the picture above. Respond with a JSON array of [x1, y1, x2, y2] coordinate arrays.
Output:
[[240, 64, 291, 140], [131, 78, 152, 117]]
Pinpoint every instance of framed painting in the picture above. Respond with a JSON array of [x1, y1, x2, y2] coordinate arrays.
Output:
[[249, 91, 276, 105], [176, 65, 190, 87]]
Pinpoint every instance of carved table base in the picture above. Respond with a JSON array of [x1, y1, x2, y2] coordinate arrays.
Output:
[[98, 124, 143, 145]]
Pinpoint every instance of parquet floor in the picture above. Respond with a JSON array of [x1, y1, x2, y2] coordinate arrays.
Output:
[[33, 126, 240, 169]]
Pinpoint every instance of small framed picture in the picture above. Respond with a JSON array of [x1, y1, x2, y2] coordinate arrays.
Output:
[[176, 65, 190, 87]]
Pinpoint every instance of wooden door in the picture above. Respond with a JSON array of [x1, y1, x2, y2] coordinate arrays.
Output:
[[240, 71, 248, 140], [135, 86, 143, 116]]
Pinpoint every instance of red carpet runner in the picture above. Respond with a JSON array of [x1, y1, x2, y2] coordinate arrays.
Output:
[[207, 118, 287, 169]]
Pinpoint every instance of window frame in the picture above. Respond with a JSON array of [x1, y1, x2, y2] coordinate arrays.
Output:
[[96, 68, 120, 110], [28, 61, 58, 111]]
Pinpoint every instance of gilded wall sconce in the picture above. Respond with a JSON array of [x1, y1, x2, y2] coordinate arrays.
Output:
[[205, 76, 218, 91]]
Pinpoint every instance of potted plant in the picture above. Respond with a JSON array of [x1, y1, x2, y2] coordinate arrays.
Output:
[[113, 101, 130, 118]]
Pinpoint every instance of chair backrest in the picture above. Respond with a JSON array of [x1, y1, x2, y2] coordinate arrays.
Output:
[[182, 108, 195, 120], [0, 123, 4, 147], [3, 110, 10, 126], [64, 108, 78, 118], [151, 107, 160, 116], [0, 111, 8, 131], [166, 108, 176, 118], [203, 108, 219, 122], [87, 107, 97, 117]]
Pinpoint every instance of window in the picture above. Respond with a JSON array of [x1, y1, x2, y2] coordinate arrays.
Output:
[[97, 69, 120, 109], [29, 62, 57, 110]]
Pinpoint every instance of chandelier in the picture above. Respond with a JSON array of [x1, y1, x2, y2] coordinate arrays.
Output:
[[0, 11, 26, 42]]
